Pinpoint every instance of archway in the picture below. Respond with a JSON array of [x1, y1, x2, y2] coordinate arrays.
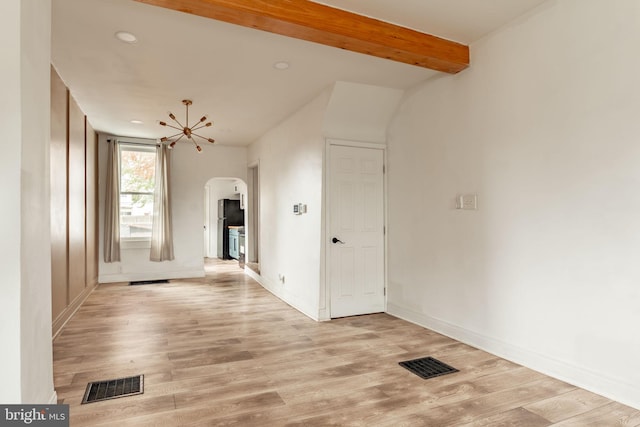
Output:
[[203, 177, 248, 267]]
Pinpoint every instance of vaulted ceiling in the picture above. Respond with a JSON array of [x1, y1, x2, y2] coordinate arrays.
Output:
[[52, 0, 548, 146]]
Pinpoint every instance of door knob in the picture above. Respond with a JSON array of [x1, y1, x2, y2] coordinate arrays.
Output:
[[332, 237, 345, 244]]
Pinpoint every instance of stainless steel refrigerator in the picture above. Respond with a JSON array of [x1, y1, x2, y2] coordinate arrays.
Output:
[[217, 199, 244, 259]]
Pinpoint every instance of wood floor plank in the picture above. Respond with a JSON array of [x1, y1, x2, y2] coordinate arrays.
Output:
[[52, 259, 640, 426], [549, 401, 640, 427], [454, 407, 552, 427], [524, 388, 614, 423]]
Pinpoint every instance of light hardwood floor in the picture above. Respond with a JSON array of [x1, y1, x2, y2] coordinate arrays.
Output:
[[53, 260, 640, 426]]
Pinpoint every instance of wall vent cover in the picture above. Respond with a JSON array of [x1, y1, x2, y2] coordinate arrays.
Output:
[[399, 356, 458, 379], [82, 375, 144, 404]]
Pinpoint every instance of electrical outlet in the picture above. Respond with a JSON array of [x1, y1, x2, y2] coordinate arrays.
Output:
[[278, 274, 285, 284]]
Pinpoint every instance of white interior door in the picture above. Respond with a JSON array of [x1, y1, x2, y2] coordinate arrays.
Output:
[[329, 144, 385, 318]]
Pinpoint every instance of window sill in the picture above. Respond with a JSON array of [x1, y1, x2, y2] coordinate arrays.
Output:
[[121, 239, 151, 250]]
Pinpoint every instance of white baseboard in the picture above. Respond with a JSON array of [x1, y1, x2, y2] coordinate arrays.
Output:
[[98, 269, 205, 283], [243, 266, 263, 286], [52, 283, 97, 339], [48, 390, 58, 405], [386, 302, 640, 411], [244, 268, 319, 321]]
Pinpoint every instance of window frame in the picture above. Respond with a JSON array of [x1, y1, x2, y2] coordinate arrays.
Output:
[[117, 139, 157, 247]]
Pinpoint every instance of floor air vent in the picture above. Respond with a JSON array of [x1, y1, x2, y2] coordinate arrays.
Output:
[[399, 356, 458, 380], [129, 279, 169, 285], [82, 375, 144, 404]]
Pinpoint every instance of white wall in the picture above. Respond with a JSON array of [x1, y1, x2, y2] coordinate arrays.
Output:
[[0, 0, 55, 404], [323, 81, 404, 143], [98, 135, 247, 282], [247, 90, 330, 319], [387, 0, 640, 409], [0, 0, 24, 404], [247, 81, 405, 320]]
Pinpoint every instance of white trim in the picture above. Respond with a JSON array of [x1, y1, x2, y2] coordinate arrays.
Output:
[[120, 239, 151, 249], [244, 266, 262, 284], [48, 390, 58, 405], [52, 283, 97, 339], [114, 136, 158, 146], [324, 138, 388, 319], [326, 138, 387, 150], [387, 302, 640, 411], [98, 269, 204, 283], [244, 268, 320, 321], [247, 161, 260, 265]]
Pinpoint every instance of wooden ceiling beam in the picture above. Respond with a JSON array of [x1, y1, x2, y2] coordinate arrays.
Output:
[[133, 0, 469, 74]]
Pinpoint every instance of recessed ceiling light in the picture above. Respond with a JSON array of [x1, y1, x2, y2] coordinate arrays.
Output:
[[273, 61, 290, 70], [115, 31, 137, 44], [130, 120, 143, 124]]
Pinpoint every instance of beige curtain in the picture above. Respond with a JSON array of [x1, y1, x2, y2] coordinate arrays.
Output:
[[104, 140, 121, 262], [150, 144, 174, 261]]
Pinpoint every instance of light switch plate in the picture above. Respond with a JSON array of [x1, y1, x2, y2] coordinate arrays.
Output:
[[456, 194, 478, 210]]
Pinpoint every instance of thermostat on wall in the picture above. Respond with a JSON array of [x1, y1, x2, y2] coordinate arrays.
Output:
[[293, 203, 307, 215]]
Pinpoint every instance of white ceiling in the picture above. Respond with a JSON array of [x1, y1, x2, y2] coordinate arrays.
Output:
[[51, 0, 548, 146]]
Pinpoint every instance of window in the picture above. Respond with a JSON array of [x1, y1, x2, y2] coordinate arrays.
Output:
[[119, 144, 156, 240]]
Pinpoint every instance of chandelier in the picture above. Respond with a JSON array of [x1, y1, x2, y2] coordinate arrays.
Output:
[[158, 99, 215, 152]]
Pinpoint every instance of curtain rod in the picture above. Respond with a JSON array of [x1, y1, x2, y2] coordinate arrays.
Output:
[[107, 138, 161, 147]]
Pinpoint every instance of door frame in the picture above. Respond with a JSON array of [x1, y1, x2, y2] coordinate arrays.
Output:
[[203, 177, 248, 260], [247, 161, 260, 266], [204, 186, 210, 257], [323, 138, 388, 319]]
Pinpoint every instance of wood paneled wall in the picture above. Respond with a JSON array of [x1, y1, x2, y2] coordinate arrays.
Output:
[[50, 67, 68, 320], [67, 94, 87, 302], [85, 121, 99, 289], [50, 66, 98, 337]]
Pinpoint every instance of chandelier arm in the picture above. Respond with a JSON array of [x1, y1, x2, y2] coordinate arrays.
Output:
[[191, 122, 212, 132], [191, 139, 202, 152], [191, 132, 211, 140], [169, 114, 185, 129], [170, 134, 186, 147], [192, 132, 215, 144], [162, 123, 184, 132], [164, 131, 184, 139]]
